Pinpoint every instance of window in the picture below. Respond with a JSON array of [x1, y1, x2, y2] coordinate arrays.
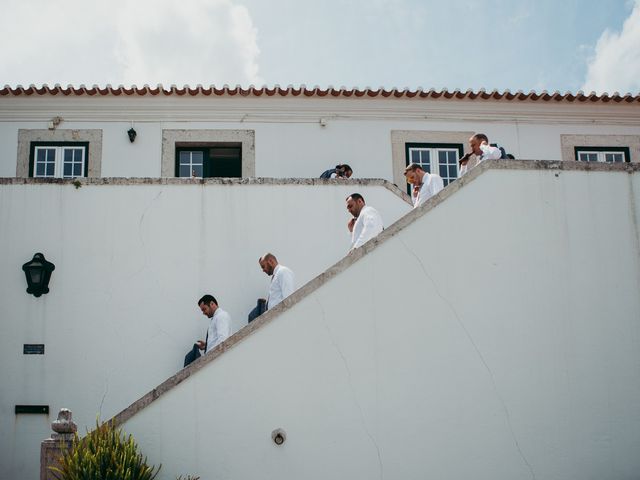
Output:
[[18, 130, 102, 178], [162, 130, 255, 178], [575, 147, 630, 163], [175, 145, 242, 178], [29, 142, 89, 178], [405, 143, 463, 190]]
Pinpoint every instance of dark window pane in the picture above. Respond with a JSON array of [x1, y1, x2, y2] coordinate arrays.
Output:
[[36, 163, 45, 176], [209, 147, 241, 177], [64, 149, 73, 162], [191, 151, 204, 162], [439, 164, 447, 177], [64, 163, 73, 177], [73, 163, 82, 176], [192, 164, 203, 177], [411, 150, 419, 162], [179, 165, 191, 177], [46, 163, 55, 176], [179, 152, 190, 165]]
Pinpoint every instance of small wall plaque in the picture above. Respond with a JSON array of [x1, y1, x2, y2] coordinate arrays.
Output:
[[15, 405, 49, 414], [23, 344, 45, 355]]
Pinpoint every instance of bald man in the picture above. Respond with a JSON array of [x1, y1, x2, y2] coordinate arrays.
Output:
[[258, 253, 296, 309]]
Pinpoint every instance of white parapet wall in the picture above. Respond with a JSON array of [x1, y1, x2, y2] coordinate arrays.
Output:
[[0, 177, 411, 480], [117, 161, 640, 480]]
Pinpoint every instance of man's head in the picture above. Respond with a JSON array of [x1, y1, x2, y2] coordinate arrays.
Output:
[[346, 193, 366, 218], [469, 133, 489, 155], [403, 163, 425, 186], [258, 253, 279, 276], [336, 164, 353, 178], [198, 294, 218, 318]]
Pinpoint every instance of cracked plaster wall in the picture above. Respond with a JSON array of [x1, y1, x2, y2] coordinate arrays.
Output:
[[0, 180, 411, 480], [119, 167, 640, 480]]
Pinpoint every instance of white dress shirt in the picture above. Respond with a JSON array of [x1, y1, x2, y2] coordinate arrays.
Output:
[[459, 144, 502, 176], [267, 264, 295, 309], [351, 205, 384, 250], [205, 307, 231, 353], [413, 173, 444, 208]]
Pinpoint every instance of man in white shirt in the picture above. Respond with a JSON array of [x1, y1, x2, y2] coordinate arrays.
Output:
[[404, 163, 444, 208], [258, 253, 296, 309], [196, 294, 231, 354], [458, 133, 503, 176], [346, 193, 384, 251]]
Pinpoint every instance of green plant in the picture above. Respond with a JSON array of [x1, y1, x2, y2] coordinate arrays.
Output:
[[50, 420, 160, 480], [72, 180, 82, 189]]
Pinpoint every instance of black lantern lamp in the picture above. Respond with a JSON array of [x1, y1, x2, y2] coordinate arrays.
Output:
[[22, 253, 55, 297], [127, 127, 137, 143]]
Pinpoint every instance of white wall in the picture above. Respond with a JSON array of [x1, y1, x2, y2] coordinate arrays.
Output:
[[0, 180, 411, 480], [1, 95, 638, 180], [120, 166, 640, 480]]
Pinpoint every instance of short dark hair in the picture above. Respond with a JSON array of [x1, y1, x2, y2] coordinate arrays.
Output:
[[404, 163, 424, 174], [346, 193, 364, 202], [337, 164, 352, 173], [198, 294, 218, 306], [473, 133, 489, 143]]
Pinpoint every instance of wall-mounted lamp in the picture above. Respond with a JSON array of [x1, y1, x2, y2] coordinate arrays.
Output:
[[127, 127, 137, 143], [319, 118, 327, 127], [22, 253, 55, 297]]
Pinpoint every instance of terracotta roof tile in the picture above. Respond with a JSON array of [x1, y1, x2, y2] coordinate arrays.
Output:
[[0, 84, 639, 103]]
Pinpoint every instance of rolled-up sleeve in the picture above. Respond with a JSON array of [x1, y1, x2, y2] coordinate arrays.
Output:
[[480, 144, 502, 160]]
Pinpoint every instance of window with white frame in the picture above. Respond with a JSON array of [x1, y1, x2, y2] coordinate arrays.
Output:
[[175, 145, 241, 178], [405, 143, 463, 190], [177, 150, 205, 178], [575, 147, 630, 163], [30, 143, 88, 178]]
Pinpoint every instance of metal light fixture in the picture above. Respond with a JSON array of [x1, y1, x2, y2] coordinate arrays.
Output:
[[127, 127, 137, 143], [22, 253, 55, 297]]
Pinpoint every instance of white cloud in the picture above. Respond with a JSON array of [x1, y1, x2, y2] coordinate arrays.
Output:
[[0, 0, 261, 87], [581, 0, 640, 94]]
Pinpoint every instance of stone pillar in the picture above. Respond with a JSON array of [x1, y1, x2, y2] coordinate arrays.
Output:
[[40, 408, 77, 480]]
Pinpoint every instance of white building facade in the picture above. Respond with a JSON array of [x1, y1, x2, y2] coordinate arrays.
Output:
[[0, 85, 639, 479], [1, 86, 639, 185]]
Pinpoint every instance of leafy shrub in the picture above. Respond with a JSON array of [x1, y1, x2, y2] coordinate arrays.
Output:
[[50, 420, 160, 480]]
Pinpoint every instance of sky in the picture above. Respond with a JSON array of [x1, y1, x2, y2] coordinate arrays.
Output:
[[0, 0, 639, 94]]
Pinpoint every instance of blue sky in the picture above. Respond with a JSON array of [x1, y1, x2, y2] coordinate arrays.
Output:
[[243, 0, 633, 92], [1, 0, 638, 94]]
